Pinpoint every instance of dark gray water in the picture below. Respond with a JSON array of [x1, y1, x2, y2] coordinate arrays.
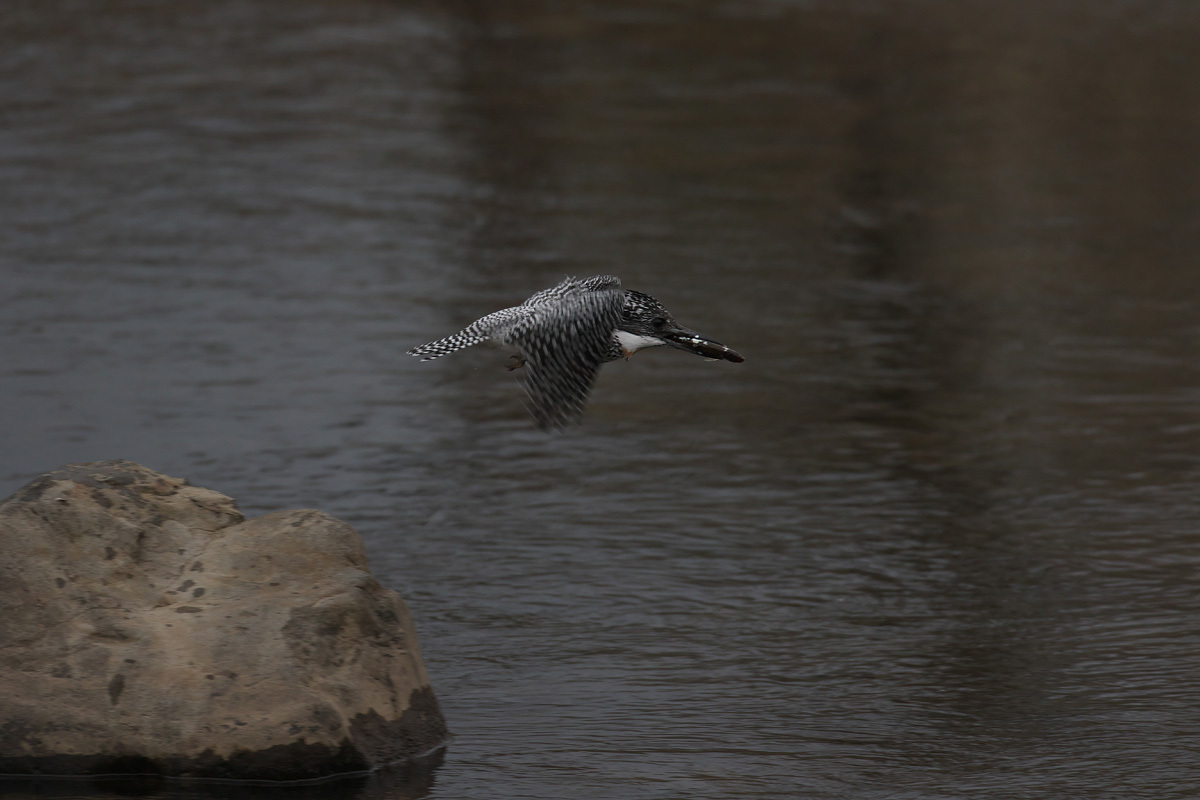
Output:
[[4, 1, 1200, 798]]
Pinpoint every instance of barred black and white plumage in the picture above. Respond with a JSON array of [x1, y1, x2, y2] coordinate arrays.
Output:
[[408, 275, 744, 429]]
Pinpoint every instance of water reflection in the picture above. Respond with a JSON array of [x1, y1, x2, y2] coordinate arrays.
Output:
[[0, 750, 442, 800]]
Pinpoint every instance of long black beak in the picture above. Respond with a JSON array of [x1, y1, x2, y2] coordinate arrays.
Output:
[[663, 326, 745, 363]]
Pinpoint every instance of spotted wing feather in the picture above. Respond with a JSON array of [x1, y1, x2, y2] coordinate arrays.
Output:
[[508, 276, 624, 429], [522, 274, 620, 308]]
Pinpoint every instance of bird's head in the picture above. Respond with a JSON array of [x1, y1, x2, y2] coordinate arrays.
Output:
[[615, 290, 745, 362]]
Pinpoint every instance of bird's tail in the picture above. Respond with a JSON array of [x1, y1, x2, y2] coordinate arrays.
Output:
[[407, 329, 489, 361], [408, 307, 526, 361]]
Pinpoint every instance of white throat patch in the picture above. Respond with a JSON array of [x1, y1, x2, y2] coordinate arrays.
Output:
[[615, 330, 667, 355]]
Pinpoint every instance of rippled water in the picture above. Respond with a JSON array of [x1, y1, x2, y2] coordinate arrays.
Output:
[[3, 2, 1200, 799]]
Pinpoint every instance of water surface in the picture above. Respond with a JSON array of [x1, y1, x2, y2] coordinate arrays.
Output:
[[3, 2, 1200, 798]]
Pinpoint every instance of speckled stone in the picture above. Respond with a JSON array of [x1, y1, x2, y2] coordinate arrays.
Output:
[[0, 460, 446, 780]]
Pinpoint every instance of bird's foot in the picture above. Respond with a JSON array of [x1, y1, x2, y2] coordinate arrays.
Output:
[[506, 355, 526, 371]]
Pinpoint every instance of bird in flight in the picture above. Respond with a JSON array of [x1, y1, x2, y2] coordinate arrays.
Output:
[[408, 275, 744, 429]]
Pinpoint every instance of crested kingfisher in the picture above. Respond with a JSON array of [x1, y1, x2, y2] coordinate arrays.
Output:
[[408, 275, 744, 429]]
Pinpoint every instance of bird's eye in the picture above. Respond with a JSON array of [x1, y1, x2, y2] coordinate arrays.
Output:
[[651, 317, 666, 330]]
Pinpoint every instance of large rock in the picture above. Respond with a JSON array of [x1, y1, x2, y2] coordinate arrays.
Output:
[[0, 460, 447, 780]]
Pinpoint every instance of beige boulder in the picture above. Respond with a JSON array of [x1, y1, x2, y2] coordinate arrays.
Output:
[[0, 460, 446, 780]]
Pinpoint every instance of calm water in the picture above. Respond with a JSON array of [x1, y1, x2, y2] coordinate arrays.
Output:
[[3, 1, 1200, 798]]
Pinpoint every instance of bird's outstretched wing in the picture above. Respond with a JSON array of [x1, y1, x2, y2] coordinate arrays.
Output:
[[508, 276, 624, 429], [521, 274, 621, 307]]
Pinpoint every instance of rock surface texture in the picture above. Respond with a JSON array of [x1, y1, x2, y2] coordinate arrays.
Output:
[[0, 460, 446, 780]]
